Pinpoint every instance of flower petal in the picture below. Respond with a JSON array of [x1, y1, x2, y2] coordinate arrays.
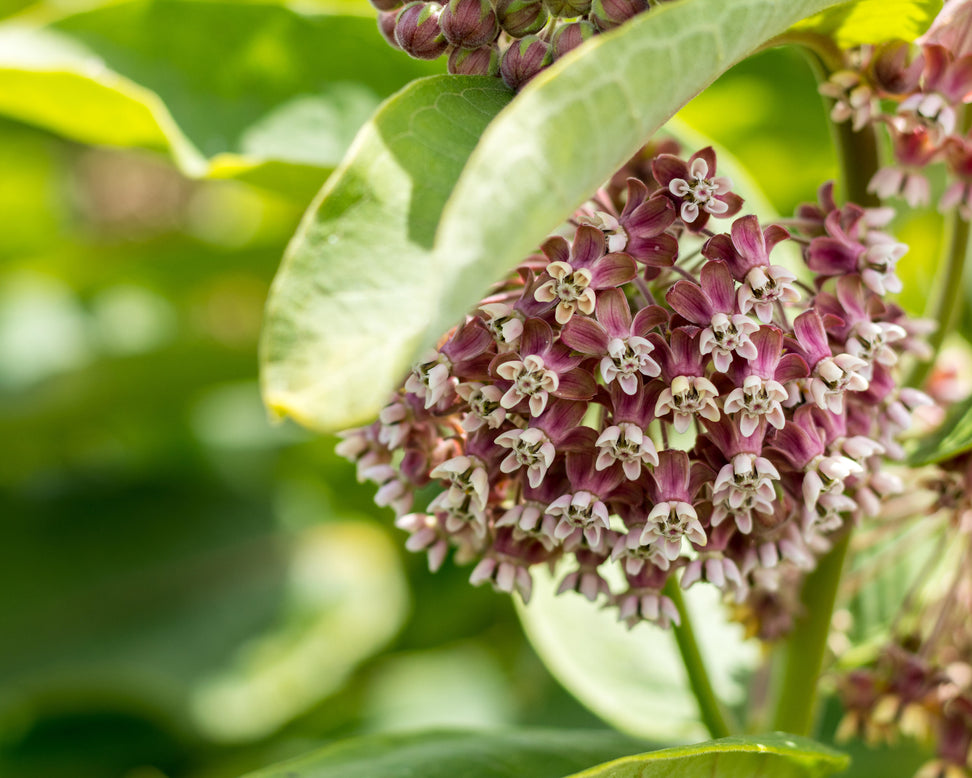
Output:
[[596, 287, 633, 333], [666, 280, 712, 325], [699, 260, 736, 313], [590, 252, 637, 289], [560, 316, 609, 354], [651, 154, 688, 188], [520, 317, 554, 357], [571, 225, 606, 269], [730, 215, 767, 265]]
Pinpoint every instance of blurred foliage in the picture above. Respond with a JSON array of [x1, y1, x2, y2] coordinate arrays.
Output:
[[0, 7, 960, 778]]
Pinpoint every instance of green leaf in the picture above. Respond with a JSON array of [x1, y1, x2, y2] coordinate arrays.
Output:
[[908, 393, 972, 465], [240, 729, 653, 778], [427, 0, 847, 344], [0, 1, 443, 196], [793, 0, 941, 47], [565, 734, 849, 778], [517, 566, 758, 743], [260, 75, 512, 431]]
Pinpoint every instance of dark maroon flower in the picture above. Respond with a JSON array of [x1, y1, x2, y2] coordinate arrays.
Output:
[[560, 287, 666, 394], [651, 147, 743, 231], [702, 215, 796, 323], [667, 260, 758, 372], [534, 225, 636, 324]]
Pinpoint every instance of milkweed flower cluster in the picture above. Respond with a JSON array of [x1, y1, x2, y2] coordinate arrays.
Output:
[[336, 140, 932, 637], [373, 0, 676, 88]]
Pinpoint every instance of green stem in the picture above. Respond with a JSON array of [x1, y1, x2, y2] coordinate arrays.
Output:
[[771, 533, 851, 735], [664, 578, 732, 739], [766, 40, 881, 737], [795, 44, 882, 208], [909, 206, 971, 388]]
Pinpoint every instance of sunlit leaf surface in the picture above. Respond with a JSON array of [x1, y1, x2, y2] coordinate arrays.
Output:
[[566, 733, 849, 778], [793, 0, 941, 46]]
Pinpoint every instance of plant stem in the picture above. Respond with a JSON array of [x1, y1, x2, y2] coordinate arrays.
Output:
[[766, 40, 881, 737], [771, 532, 851, 735], [663, 578, 732, 739], [909, 211, 971, 388]]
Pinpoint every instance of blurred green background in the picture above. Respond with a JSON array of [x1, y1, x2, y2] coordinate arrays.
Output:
[[0, 1, 950, 775]]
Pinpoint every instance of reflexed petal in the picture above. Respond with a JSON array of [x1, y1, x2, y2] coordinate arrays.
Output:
[[651, 154, 688, 187], [652, 449, 690, 500], [560, 316, 608, 354], [689, 146, 717, 177], [590, 252, 637, 288], [794, 310, 832, 364], [632, 304, 668, 335], [807, 237, 860, 275], [700, 260, 736, 312], [555, 369, 598, 400], [628, 232, 678, 267], [572, 224, 607, 268], [596, 287, 633, 334], [520, 317, 555, 356], [541, 234, 571, 265], [625, 195, 676, 236], [666, 280, 712, 324], [730, 215, 767, 264]]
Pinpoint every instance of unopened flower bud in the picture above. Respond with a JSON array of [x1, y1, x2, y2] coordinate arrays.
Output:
[[590, 0, 646, 30], [370, 0, 405, 12], [377, 10, 402, 48], [542, 0, 591, 18], [500, 35, 552, 91], [495, 0, 548, 37], [440, 0, 499, 48], [549, 21, 596, 58], [448, 44, 500, 75], [395, 2, 449, 60]]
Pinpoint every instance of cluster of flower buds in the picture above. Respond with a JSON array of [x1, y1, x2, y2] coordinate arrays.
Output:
[[337, 138, 931, 637], [836, 450, 972, 778], [819, 0, 972, 214], [373, 0, 675, 89]]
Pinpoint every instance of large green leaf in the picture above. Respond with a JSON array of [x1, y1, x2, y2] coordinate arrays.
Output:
[[240, 729, 847, 778], [241, 729, 652, 778], [793, 0, 941, 47], [260, 75, 512, 431], [566, 733, 848, 777], [0, 1, 443, 196]]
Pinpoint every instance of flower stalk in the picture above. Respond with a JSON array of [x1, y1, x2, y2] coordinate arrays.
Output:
[[664, 577, 733, 739]]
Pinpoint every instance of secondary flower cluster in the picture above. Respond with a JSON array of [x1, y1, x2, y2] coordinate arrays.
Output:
[[337, 141, 931, 637], [820, 6, 972, 215], [373, 0, 674, 88], [835, 449, 972, 778]]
